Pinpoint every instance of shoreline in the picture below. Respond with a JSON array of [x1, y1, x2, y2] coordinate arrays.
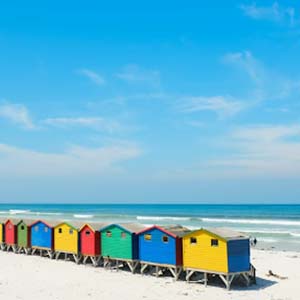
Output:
[[0, 249, 299, 300]]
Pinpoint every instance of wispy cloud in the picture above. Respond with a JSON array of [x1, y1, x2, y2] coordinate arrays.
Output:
[[0, 142, 141, 177], [43, 117, 123, 133], [223, 50, 300, 101], [0, 102, 35, 130], [115, 64, 160, 87], [208, 124, 300, 177], [177, 95, 246, 118], [222, 51, 265, 85], [78, 69, 106, 86], [240, 2, 296, 26]]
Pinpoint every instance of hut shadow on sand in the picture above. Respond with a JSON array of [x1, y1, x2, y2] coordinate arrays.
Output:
[[183, 272, 277, 290]]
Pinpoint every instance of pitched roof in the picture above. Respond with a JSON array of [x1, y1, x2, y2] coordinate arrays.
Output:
[[5, 218, 21, 225], [80, 222, 109, 232], [17, 219, 36, 226], [100, 222, 145, 234], [118, 222, 145, 233], [160, 225, 191, 237], [184, 227, 249, 241], [206, 227, 249, 241], [137, 224, 190, 238]]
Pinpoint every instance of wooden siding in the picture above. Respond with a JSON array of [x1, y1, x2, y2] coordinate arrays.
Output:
[[17, 221, 31, 247], [31, 221, 53, 250], [80, 225, 100, 256], [0, 224, 3, 243], [5, 221, 17, 245], [183, 231, 228, 273], [101, 225, 133, 259], [227, 239, 250, 272], [54, 223, 79, 254], [138, 227, 177, 265]]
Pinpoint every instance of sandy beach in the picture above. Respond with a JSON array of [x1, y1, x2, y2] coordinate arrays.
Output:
[[0, 249, 298, 300]]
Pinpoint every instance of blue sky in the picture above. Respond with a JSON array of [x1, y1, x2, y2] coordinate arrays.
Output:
[[1, 0, 300, 203]]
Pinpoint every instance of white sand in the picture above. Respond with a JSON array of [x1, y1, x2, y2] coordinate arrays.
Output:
[[0, 249, 299, 300]]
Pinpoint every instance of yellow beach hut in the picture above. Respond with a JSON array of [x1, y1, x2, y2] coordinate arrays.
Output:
[[54, 222, 82, 263], [0, 218, 5, 250], [182, 227, 255, 289]]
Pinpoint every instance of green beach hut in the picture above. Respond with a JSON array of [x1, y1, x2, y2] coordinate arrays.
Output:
[[17, 219, 34, 254], [100, 223, 145, 272]]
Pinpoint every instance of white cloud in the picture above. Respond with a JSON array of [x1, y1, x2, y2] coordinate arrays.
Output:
[[115, 64, 160, 87], [207, 124, 300, 177], [240, 2, 296, 26], [222, 51, 265, 85], [0, 142, 141, 177], [177, 95, 246, 118], [43, 117, 122, 133], [0, 103, 35, 129], [223, 51, 300, 102], [78, 69, 106, 86]]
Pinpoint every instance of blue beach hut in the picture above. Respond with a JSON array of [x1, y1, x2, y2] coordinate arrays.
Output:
[[30, 220, 56, 258], [137, 225, 190, 279]]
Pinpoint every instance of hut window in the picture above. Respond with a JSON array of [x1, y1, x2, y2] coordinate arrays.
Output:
[[211, 239, 219, 247], [144, 234, 152, 241], [21, 225, 25, 230], [85, 230, 91, 236], [106, 231, 112, 237], [162, 235, 169, 243], [35, 226, 39, 232], [44, 227, 48, 233], [58, 228, 62, 234], [69, 229, 73, 235], [190, 237, 197, 244], [8, 224, 12, 230], [121, 232, 126, 239]]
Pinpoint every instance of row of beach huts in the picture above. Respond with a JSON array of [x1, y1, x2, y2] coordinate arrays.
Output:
[[0, 218, 256, 290]]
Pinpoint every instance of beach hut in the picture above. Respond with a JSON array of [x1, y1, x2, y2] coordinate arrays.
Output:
[[137, 225, 190, 279], [17, 219, 34, 254], [79, 222, 107, 266], [54, 222, 82, 263], [182, 227, 254, 289], [4, 219, 19, 252], [30, 220, 56, 258], [100, 223, 145, 272], [0, 218, 5, 250], [4, 219, 18, 251]]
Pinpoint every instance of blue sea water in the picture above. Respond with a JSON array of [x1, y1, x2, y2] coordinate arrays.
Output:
[[0, 204, 299, 251]]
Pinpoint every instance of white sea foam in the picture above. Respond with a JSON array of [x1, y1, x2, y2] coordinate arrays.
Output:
[[73, 214, 94, 219], [201, 217, 300, 226], [36, 212, 63, 216], [9, 209, 31, 214], [241, 229, 300, 238], [259, 237, 279, 243], [136, 216, 190, 221]]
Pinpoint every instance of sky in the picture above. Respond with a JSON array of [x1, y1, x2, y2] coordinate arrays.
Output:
[[1, 0, 300, 203]]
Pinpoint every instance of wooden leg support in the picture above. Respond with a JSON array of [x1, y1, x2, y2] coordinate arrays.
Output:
[[141, 263, 148, 275]]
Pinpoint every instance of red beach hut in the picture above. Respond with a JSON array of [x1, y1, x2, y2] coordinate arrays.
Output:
[[79, 222, 106, 266], [5, 219, 19, 252]]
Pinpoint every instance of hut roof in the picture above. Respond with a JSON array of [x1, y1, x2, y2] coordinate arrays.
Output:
[[160, 225, 191, 237], [80, 222, 109, 232], [206, 227, 249, 241], [55, 221, 87, 230], [183, 227, 249, 241], [137, 224, 190, 238], [27, 219, 59, 228], [120, 222, 146, 233], [17, 219, 36, 226], [5, 218, 21, 225], [100, 222, 145, 234]]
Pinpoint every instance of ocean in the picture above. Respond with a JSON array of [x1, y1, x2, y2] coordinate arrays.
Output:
[[0, 203, 299, 252]]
